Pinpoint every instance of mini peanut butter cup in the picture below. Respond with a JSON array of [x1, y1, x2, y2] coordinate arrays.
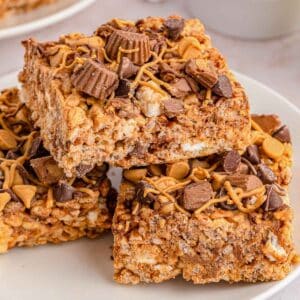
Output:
[[105, 30, 151, 65], [71, 59, 118, 99]]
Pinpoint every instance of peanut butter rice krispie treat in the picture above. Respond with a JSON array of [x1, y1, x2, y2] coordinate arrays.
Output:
[[0, 0, 56, 18], [20, 16, 250, 177], [112, 115, 295, 284], [0, 88, 117, 253]]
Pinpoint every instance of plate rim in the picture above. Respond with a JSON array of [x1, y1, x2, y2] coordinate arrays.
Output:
[[0, 0, 96, 40], [0, 70, 299, 300]]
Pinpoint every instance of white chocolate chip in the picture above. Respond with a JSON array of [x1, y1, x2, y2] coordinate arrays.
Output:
[[263, 232, 287, 262]]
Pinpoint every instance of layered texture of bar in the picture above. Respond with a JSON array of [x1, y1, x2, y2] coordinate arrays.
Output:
[[20, 16, 251, 177], [0, 88, 117, 253], [0, 0, 55, 18], [113, 115, 295, 284]]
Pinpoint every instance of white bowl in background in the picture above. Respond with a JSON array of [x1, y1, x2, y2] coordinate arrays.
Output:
[[186, 0, 300, 39]]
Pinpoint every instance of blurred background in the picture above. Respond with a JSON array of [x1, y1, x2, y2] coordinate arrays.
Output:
[[0, 0, 299, 298]]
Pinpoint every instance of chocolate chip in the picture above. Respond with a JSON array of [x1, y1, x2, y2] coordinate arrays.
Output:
[[236, 162, 249, 174], [75, 164, 94, 178], [257, 163, 277, 184], [241, 157, 257, 175], [6, 150, 19, 160], [117, 57, 139, 79], [263, 184, 284, 211], [71, 59, 118, 99], [244, 144, 260, 164], [53, 183, 74, 202], [164, 17, 185, 40], [251, 114, 281, 135], [115, 79, 131, 97], [185, 58, 218, 89], [212, 75, 233, 98], [163, 98, 184, 118], [136, 181, 157, 205], [273, 125, 291, 143], [181, 181, 213, 211], [106, 187, 118, 214], [226, 174, 263, 192], [222, 150, 241, 173], [28, 136, 42, 158], [30, 156, 64, 185], [168, 78, 191, 98]]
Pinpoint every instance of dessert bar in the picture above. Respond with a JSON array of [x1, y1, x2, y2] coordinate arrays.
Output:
[[112, 115, 295, 284], [0, 88, 116, 253], [21, 16, 250, 177]]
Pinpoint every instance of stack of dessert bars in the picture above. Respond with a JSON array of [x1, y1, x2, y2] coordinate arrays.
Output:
[[0, 16, 296, 284]]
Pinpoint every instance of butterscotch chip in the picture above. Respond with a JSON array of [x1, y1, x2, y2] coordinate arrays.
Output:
[[182, 181, 213, 211], [0, 192, 11, 212], [124, 168, 147, 183], [226, 174, 263, 191], [148, 165, 163, 176], [185, 58, 218, 89], [252, 114, 281, 135], [30, 156, 64, 185], [105, 30, 151, 65], [71, 59, 118, 99], [262, 137, 284, 160], [178, 36, 202, 60], [12, 185, 37, 209], [166, 161, 190, 179], [0, 129, 17, 150]]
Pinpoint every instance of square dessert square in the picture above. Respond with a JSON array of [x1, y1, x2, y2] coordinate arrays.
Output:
[[112, 115, 295, 284], [0, 88, 117, 253], [21, 16, 250, 177]]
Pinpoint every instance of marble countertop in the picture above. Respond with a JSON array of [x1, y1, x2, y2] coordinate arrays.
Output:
[[0, 0, 299, 298]]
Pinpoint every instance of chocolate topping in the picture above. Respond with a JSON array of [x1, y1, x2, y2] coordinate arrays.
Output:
[[53, 182, 74, 202], [117, 57, 139, 79], [222, 150, 241, 173], [212, 75, 233, 98], [164, 17, 185, 40], [252, 114, 281, 135], [168, 78, 191, 98], [136, 181, 157, 205], [105, 30, 151, 65], [30, 156, 64, 185], [182, 181, 213, 211], [185, 59, 218, 89], [115, 79, 131, 97], [273, 125, 291, 143], [244, 145, 260, 165], [163, 98, 184, 118], [71, 59, 118, 99], [257, 163, 277, 184], [226, 174, 263, 192], [263, 184, 284, 211]]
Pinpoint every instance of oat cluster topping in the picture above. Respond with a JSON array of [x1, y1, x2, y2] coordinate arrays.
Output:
[[123, 117, 292, 216]]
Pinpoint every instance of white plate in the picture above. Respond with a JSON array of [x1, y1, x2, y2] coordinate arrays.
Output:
[[0, 0, 95, 40], [0, 71, 299, 300]]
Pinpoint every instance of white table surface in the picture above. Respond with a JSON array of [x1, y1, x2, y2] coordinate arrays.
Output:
[[0, 0, 299, 298]]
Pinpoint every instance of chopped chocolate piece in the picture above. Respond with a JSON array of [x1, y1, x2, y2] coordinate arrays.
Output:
[[136, 181, 157, 205], [117, 57, 139, 79], [53, 182, 74, 202], [109, 97, 138, 118], [105, 30, 151, 65], [115, 79, 131, 97], [236, 162, 249, 174], [244, 144, 260, 164], [164, 17, 185, 40], [28, 136, 43, 158], [163, 98, 184, 118], [185, 59, 218, 89], [16, 165, 31, 185], [160, 62, 182, 82], [273, 125, 291, 143], [168, 78, 191, 98], [212, 75, 233, 98], [71, 59, 118, 99], [30, 156, 63, 185], [94, 24, 117, 39], [222, 150, 241, 173], [241, 157, 257, 175], [257, 163, 277, 184], [226, 174, 263, 192], [6, 150, 19, 160], [263, 184, 284, 211], [252, 114, 281, 135], [185, 75, 200, 93], [106, 187, 118, 214], [75, 164, 94, 178], [182, 181, 213, 211]]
